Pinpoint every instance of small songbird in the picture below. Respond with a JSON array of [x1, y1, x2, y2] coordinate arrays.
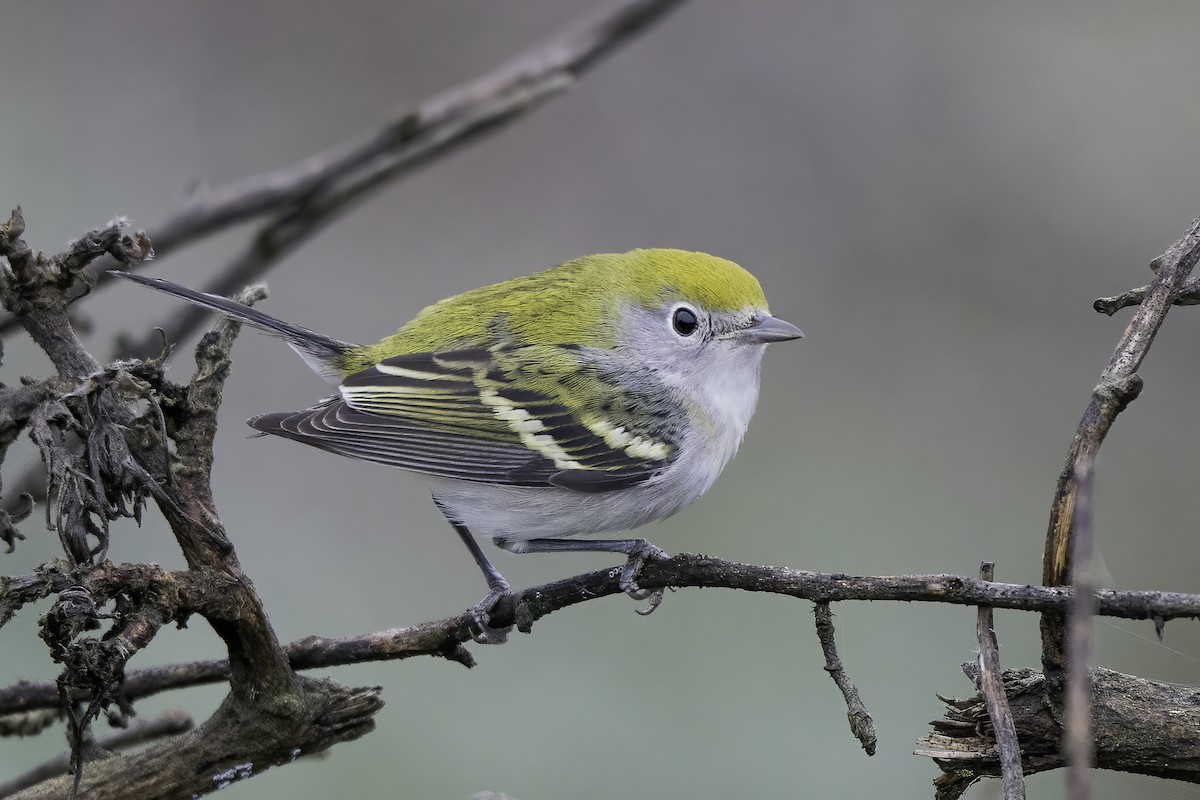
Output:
[[114, 249, 801, 637]]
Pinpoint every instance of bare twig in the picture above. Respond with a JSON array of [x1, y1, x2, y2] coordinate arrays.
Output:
[[1093, 275, 1200, 315], [974, 562, 1025, 800], [812, 602, 875, 755], [1042, 216, 1200, 677], [0, 710, 193, 799]]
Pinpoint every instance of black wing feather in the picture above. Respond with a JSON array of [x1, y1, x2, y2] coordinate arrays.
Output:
[[247, 349, 676, 491]]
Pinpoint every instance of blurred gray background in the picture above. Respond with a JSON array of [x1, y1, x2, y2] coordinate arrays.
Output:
[[3, 2, 1199, 798]]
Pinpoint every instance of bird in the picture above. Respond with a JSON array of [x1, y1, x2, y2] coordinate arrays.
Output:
[[113, 249, 802, 638]]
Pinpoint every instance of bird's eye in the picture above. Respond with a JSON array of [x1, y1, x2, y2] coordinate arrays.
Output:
[[672, 307, 698, 336]]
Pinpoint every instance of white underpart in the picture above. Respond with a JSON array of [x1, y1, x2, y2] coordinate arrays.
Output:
[[428, 302, 769, 541]]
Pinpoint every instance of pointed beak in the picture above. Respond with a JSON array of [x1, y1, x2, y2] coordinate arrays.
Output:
[[735, 314, 804, 345]]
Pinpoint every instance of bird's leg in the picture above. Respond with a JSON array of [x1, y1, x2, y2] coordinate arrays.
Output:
[[435, 501, 512, 643], [493, 536, 667, 615]]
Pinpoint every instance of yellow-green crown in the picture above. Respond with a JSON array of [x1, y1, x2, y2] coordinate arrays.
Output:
[[365, 248, 768, 359], [581, 248, 767, 312]]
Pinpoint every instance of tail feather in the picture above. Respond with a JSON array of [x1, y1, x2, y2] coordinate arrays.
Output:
[[111, 270, 357, 381]]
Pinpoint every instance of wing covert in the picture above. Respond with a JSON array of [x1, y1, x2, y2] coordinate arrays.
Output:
[[248, 348, 676, 491]]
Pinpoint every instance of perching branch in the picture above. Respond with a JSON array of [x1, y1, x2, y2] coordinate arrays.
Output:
[[4, 554, 1198, 715]]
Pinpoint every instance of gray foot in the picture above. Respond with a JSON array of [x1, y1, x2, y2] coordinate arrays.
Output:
[[469, 585, 513, 644], [617, 541, 668, 615]]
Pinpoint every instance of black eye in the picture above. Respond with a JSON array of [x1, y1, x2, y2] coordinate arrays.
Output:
[[672, 307, 698, 336]]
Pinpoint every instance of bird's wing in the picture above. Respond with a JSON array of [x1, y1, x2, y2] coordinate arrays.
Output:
[[248, 348, 677, 492]]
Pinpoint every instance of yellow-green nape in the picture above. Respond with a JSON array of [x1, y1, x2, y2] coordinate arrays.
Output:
[[581, 248, 768, 312]]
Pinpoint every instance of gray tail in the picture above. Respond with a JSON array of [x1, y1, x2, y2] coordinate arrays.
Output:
[[111, 270, 356, 379]]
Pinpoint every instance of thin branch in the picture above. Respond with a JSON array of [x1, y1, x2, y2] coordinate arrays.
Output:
[[0, 709, 61, 738], [1042, 215, 1200, 676], [812, 602, 875, 755], [0, 710, 193, 799], [974, 562, 1025, 800], [1066, 464, 1098, 800], [4, 554, 1199, 715], [1093, 275, 1200, 315]]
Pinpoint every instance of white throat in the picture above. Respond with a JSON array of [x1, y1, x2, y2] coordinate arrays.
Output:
[[676, 342, 765, 464]]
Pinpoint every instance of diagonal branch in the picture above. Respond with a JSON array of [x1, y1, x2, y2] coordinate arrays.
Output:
[[1066, 463, 1098, 800], [0, 0, 689, 343], [119, 0, 686, 358], [0, 710, 193, 799], [813, 602, 876, 755], [975, 562, 1025, 800], [1041, 216, 1200, 678], [4, 0, 693, 508]]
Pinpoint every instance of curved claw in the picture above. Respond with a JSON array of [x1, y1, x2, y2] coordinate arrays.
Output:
[[469, 588, 513, 645], [618, 543, 668, 614], [634, 589, 665, 616]]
